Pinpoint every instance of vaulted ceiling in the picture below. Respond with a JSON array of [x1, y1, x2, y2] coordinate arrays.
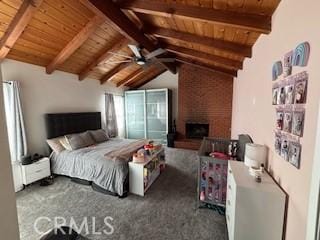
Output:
[[0, 0, 280, 88]]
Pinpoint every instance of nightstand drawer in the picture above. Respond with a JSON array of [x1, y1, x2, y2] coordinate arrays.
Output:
[[21, 158, 51, 185], [24, 168, 50, 185], [23, 158, 50, 175]]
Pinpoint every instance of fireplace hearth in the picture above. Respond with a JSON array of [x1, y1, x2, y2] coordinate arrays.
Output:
[[186, 123, 209, 139]]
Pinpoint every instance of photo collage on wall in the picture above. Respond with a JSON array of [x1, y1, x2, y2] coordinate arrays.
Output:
[[272, 42, 310, 169]]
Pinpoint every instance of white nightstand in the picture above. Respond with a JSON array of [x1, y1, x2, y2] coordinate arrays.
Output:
[[21, 157, 51, 185]]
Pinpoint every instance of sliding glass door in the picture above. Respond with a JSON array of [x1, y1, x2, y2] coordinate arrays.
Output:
[[125, 89, 170, 144], [125, 90, 146, 139], [146, 89, 168, 144]]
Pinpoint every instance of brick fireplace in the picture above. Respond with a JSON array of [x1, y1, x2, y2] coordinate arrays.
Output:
[[174, 64, 233, 150]]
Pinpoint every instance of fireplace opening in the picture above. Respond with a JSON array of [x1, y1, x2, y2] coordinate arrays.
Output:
[[186, 123, 209, 139]]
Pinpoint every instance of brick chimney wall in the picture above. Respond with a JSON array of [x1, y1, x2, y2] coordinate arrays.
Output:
[[177, 64, 234, 139]]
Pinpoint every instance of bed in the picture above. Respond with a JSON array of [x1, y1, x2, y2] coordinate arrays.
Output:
[[45, 112, 147, 197]]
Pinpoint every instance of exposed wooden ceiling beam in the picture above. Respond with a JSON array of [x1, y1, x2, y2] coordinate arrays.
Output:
[[0, 0, 44, 61], [82, 0, 176, 74], [124, 69, 150, 87], [147, 27, 251, 58], [131, 68, 166, 89], [165, 44, 243, 70], [100, 62, 132, 84], [175, 56, 237, 78], [124, 10, 144, 30], [78, 38, 130, 80], [120, 0, 271, 34], [46, 15, 104, 74], [116, 68, 144, 87]]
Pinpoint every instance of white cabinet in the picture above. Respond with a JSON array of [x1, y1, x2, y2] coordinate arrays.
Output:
[[21, 158, 51, 185], [129, 148, 165, 196], [125, 89, 172, 144], [226, 161, 286, 240]]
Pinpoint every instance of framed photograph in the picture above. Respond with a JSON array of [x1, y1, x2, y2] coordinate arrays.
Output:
[[288, 142, 301, 169], [283, 111, 292, 133], [281, 138, 289, 161], [277, 86, 286, 105], [292, 111, 305, 136], [285, 84, 295, 104], [274, 134, 282, 155], [276, 111, 284, 130], [272, 88, 279, 105], [272, 61, 283, 81], [295, 79, 307, 104], [284, 51, 293, 77]]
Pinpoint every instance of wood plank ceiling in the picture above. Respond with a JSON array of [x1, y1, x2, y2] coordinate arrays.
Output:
[[0, 0, 281, 88]]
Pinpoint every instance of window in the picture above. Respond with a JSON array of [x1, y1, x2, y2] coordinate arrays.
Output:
[[114, 95, 125, 138]]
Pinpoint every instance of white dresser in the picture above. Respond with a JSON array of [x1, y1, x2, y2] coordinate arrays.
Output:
[[21, 157, 51, 185], [226, 161, 286, 240]]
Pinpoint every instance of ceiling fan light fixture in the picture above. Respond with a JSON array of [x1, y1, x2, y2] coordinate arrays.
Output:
[[136, 59, 145, 65]]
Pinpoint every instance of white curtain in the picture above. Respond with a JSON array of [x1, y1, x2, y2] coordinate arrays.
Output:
[[114, 95, 125, 138], [3, 81, 27, 162], [105, 93, 118, 137]]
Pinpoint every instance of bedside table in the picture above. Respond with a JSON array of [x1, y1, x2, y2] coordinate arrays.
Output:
[[21, 157, 51, 185]]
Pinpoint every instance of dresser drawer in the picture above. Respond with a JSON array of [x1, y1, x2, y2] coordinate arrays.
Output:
[[227, 167, 236, 197], [226, 162, 236, 240], [226, 190, 235, 224], [226, 211, 234, 240]]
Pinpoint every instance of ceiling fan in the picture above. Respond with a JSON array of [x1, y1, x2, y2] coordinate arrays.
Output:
[[99, 44, 175, 68]]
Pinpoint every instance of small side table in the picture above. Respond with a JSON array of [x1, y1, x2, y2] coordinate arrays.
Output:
[[21, 157, 51, 185]]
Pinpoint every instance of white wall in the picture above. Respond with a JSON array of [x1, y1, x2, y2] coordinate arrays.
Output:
[[307, 101, 320, 239], [139, 71, 179, 121], [231, 0, 320, 239], [1, 59, 124, 155], [0, 64, 20, 240]]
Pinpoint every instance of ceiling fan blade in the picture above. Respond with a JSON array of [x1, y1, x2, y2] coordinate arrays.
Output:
[[142, 62, 151, 69], [128, 44, 142, 58], [108, 51, 132, 59], [145, 48, 166, 60], [154, 62, 164, 70], [99, 60, 132, 66], [157, 58, 176, 62]]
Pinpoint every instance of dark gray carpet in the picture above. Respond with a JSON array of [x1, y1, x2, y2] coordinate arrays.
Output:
[[16, 148, 228, 240]]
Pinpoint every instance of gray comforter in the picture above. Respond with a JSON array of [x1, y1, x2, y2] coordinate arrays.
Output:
[[51, 138, 143, 196]]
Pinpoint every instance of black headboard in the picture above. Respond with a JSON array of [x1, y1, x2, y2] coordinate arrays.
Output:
[[45, 112, 101, 139]]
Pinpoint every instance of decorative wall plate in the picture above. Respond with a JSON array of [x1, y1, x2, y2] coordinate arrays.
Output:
[[292, 42, 310, 67]]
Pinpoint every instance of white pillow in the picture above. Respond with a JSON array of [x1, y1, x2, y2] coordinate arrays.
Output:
[[47, 137, 66, 154], [60, 136, 72, 151]]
